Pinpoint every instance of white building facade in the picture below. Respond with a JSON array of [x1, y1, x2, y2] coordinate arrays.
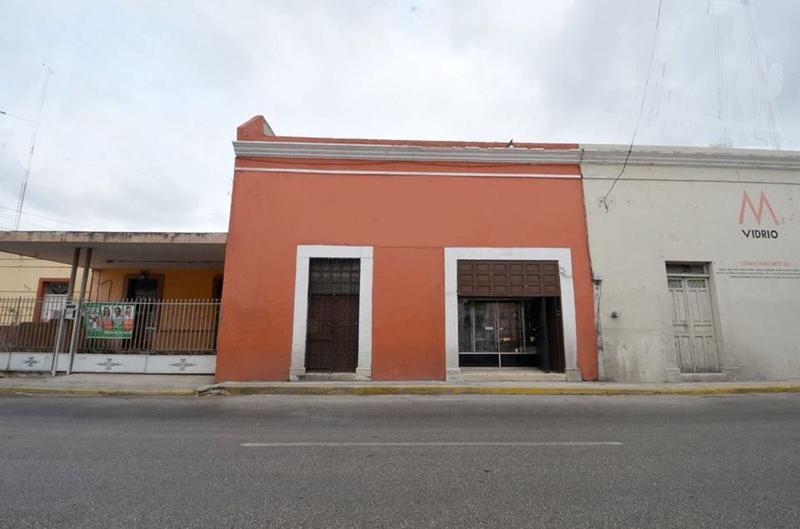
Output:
[[581, 146, 800, 382]]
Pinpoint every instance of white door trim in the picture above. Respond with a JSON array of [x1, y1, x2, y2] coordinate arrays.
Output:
[[444, 247, 580, 381], [290, 245, 374, 380]]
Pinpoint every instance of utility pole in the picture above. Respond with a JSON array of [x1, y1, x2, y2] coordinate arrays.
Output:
[[14, 62, 52, 230]]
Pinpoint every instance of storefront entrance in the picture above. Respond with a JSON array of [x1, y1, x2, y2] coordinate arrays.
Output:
[[456, 260, 565, 373], [458, 297, 564, 372], [305, 258, 360, 373]]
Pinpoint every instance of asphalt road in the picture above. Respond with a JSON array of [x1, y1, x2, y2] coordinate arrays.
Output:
[[1, 393, 799, 529]]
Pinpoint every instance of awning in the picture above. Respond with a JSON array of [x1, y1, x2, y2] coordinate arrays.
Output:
[[0, 231, 227, 269]]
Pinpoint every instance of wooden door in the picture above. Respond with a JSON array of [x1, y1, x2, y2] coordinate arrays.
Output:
[[125, 275, 163, 351], [668, 276, 720, 372], [543, 297, 565, 372], [305, 259, 360, 373]]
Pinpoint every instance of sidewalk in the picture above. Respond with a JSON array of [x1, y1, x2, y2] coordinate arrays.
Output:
[[0, 373, 213, 396], [2, 372, 800, 397]]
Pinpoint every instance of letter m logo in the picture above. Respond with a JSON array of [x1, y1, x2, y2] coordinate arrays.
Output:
[[738, 191, 779, 225]]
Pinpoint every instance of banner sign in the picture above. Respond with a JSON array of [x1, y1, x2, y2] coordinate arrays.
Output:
[[83, 303, 136, 339]]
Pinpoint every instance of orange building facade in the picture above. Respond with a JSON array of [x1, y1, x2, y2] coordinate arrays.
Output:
[[216, 116, 597, 382]]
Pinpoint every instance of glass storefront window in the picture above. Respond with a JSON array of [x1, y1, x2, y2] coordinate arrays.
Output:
[[458, 299, 538, 353]]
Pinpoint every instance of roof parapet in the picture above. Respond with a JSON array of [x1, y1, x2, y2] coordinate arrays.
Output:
[[237, 115, 275, 141]]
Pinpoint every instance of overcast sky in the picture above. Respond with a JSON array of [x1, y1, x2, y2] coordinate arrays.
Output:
[[1, 0, 798, 232]]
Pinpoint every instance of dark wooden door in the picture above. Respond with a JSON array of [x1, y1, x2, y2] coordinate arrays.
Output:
[[544, 297, 565, 372], [306, 295, 359, 372], [305, 259, 360, 373], [125, 275, 163, 351]]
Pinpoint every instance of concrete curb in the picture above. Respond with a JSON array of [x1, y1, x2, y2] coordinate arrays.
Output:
[[2, 383, 800, 398], [197, 383, 800, 397], [0, 386, 196, 397]]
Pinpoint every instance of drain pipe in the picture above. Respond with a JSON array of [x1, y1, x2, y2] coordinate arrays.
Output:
[[593, 273, 606, 381]]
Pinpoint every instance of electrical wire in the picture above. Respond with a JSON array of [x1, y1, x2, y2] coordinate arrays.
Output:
[[0, 204, 82, 227], [600, 0, 664, 212], [0, 110, 36, 123]]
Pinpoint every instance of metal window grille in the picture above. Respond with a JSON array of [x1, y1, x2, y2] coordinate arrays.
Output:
[[308, 258, 360, 296], [44, 282, 69, 295]]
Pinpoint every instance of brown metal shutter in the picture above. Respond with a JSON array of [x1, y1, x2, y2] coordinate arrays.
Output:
[[457, 260, 560, 297]]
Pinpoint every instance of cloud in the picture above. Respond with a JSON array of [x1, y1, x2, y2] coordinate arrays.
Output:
[[1, 0, 797, 231]]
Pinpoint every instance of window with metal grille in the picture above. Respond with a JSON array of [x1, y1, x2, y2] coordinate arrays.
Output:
[[687, 279, 708, 289], [667, 278, 683, 289], [41, 281, 69, 322], [666, 263, 708, 276], [44, 282, 69, 295], [308, 258, 360, 296]]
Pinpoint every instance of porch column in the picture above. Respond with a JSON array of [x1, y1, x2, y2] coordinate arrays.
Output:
[[51, 247, 80, 375], [67, 247, 92, 374]]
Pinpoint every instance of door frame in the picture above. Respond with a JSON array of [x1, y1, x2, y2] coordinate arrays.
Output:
[[444, 248, 578, 381], [290, 245, 373, 380]]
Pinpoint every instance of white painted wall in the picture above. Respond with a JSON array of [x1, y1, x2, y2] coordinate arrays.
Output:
[[582, 163, 800, 382]]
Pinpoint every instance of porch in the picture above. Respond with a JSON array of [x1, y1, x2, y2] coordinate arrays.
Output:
[[0, 231, 226, 375]]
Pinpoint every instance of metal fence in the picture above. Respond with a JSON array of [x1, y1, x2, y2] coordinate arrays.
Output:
[[0, 297, 220, 355], [0, 297, 66, 352]]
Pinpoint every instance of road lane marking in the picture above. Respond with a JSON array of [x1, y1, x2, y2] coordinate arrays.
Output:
[[241, 441, 623, 447]]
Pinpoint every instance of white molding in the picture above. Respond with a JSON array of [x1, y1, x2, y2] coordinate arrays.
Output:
[[233, 140, 800, 171], [233, 140, 577, 164], [443, 248, 579, 382], [290, 245, 373, 381], [234, 167, 578, 180], [580, 144, 800, 170]]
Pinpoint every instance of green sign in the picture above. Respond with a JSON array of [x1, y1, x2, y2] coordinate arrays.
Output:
[[84, 303, 136, 339]]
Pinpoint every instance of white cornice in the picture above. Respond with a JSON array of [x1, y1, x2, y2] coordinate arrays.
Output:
[[581, 144, 800, 171], [233, 140, 578, 164], [233, 167, 578, 179], [233, 140, 800, 171]]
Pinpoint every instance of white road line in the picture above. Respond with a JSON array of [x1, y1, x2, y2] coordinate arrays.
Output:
[[241, 441, 622, 447]]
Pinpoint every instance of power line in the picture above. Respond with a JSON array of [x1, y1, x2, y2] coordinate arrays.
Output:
[[0, 110, 36, 123], [0, 204, 82, 227], [600, 0, 663, 212]]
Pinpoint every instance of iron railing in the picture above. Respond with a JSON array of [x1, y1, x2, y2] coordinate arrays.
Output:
[[80, 299, 221, 355], [0, 297, 220, 355], [0, 297, 66, 352]]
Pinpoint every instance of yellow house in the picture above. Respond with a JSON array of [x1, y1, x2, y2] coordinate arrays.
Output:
[[0, 251, 90, 322]]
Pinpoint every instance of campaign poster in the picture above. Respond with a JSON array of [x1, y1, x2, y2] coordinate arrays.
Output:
[[84, 303, 136, 339]]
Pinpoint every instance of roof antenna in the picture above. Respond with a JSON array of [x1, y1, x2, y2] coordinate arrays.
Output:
[[14, 61, 52, 230]]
